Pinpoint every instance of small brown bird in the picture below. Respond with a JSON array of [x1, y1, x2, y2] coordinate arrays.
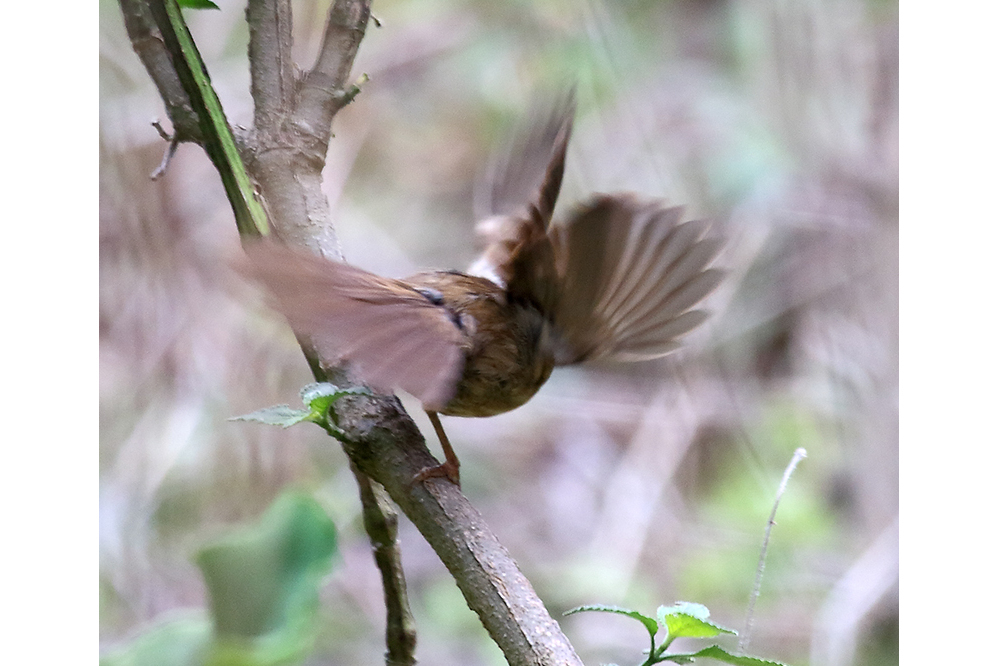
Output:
[[243, 96, 723, 486]]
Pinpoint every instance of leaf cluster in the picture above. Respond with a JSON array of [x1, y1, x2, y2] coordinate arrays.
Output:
[[565, 603, 787, 666]]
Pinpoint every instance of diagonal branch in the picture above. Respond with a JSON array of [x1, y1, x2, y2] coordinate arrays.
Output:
[[121, 1, 585, 663], [295, 0, 372, 135], [137, 0, 269, 237], [119, 0, 201, 142], [335, 393, 584, 666]]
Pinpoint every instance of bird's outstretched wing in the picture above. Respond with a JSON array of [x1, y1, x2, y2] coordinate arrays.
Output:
[[549, 194, 724, 365], [468, 92, 575, 312], [240, 242, 466, 411], [474, 89, 576, 227]]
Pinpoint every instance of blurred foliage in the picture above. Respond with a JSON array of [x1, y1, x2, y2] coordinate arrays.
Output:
[[100, 0, 898, 665], [101, 492, 338, 666]]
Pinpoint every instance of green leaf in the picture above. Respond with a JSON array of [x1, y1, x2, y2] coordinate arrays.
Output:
[[564, 604, 660, 640], [230, 384, 369, 432], [661, 602, 711, 621], [660, 656, 695, 665], [194, 492, 338, 664], [662, 645, 788, 666], [299, 383, 370, 422], [177, 0, 220, 9], [229, 405, 311, 428], [658, 603, 737, 640], [100, 614, 212, 666]]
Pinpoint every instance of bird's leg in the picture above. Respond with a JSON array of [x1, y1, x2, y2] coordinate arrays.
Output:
[[413, 410, 461, 487]]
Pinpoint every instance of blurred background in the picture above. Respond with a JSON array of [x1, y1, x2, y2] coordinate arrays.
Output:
[[99, 0, 898, 664]]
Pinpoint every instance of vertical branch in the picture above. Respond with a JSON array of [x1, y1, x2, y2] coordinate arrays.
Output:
[[352, 463, 418, 666], [246, 0, 416, 666], [247, 0, 297, 134], [243, 0, 371, 256]]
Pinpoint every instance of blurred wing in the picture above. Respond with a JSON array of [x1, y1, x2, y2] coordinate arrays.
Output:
[[549, 194, 724, 365], [468, 91, 575, 306], [474, 89, 577, 224], [240, 242, 465, 411]]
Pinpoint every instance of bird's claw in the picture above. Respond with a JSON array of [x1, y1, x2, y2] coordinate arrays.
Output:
[[412, 460, 461, 488]]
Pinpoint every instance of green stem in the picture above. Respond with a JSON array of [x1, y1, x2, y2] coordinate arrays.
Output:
[[639, 631, 658, 666], [147, 0, 270, 238], [644, 635, 674, 665]]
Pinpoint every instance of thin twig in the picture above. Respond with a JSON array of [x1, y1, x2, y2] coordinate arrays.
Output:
[[351, 462, 418, 666], [150, 120, 179, 180], [151, 118, 173, 141], [740, 447, 807, 654]]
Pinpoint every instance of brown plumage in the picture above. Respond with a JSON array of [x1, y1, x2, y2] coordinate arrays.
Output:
[[241, 96, 723, 486]]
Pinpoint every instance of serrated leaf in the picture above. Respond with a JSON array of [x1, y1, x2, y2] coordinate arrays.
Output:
[[664, 645, 788, 666], [229, 405, 311, 428], [300, 382, 371, 403], [299, 382, 340, 404], [658, 603, 736, 640], [178, 0, 221, 9], [195, 492, 338, 663], [661, 602, 712, 621], [564, 604, 660, 639]]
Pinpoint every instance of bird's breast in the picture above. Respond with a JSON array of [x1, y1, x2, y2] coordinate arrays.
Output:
[[443, 301, 555, 417], [406, 271, 555, 418]]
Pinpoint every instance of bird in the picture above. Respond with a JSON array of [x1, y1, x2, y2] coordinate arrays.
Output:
[[241, 94, 724, 487]]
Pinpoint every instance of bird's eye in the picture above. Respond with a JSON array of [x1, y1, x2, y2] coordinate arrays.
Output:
[[415, 287, 445, 305]]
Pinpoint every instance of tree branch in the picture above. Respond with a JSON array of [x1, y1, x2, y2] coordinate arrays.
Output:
[[246, 0, 297, 134], [121, 1, 585, 663], [352, 462, 418, 666], [335, 394, 584, 666], [242, 0, 372, 256], [119, 0, 202, 142], [133, 0, 269, 236], [295, 0, 371, 127]]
